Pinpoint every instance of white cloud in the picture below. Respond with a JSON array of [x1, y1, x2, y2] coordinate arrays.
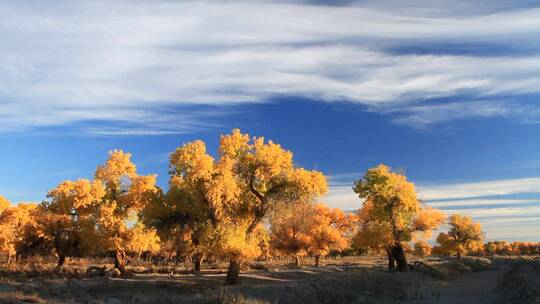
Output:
[[427, 198, 539, 208], [323, 185, 359, 211], [390, 100, 540, 128], [417, 177, 540, 201], [0, 1, 539, 133]]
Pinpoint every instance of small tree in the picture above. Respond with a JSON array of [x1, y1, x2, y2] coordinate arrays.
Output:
[[270, 203, 356, 267], [308, 204, 357, 267], [433, 214, 483, 260], [269, 203, 314, 266], [353, 164, 445, 272], [413, 240, 431, 259]]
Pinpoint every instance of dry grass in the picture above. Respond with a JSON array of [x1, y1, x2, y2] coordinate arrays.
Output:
[[0, 256, 538, 303], [0, 290, 47, 304]]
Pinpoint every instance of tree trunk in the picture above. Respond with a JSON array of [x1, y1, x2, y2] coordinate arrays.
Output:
[[57, 254, 66, 268], [315, 255, 321, 267], [114, 250, 127, 275], [294, 255, 302, 267], [225, 258, 241, 285], [457, 250, 462, 260], [386, 248, 396, 271], [192, 253, 205, 272], [391, 244, 408, 272]]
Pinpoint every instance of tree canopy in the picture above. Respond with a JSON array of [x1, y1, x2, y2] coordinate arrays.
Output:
[[433, 214, 484, 259], [353, 164, 445, 271]]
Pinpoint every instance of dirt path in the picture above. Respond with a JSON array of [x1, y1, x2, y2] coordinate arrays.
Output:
[[422, 263, 511, 304]]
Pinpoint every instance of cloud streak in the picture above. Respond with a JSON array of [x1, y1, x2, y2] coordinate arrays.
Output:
[[0, 1, 540, 133]]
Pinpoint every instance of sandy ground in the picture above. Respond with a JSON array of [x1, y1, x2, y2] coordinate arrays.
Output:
[[410, 260, 513, 304], [0, 257, 538, 303]]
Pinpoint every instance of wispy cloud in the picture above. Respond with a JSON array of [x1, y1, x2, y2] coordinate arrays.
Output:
[[389, 100, 540, 128], [505, 159, 540, 170], [417, 177, 540, 201], [0, 1, 539, 134]]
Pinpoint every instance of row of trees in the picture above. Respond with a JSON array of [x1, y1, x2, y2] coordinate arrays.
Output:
[[0, 130, 327, 285], [0, 130, 534, 284]]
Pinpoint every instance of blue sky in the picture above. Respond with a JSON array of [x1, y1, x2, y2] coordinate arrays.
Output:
[[0, 0, 539, 241]]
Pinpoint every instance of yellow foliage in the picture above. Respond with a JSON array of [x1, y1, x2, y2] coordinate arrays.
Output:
[[219, 129, 328, 235], [95, 149, 137, 191], [270, 203, 314, 258], [47, 179, 105, 211], [0, 195, 10, 214], [41, 150, 161, 261], [126, 223, 161, 256], [214, 221, 262, 261], [354, 164, 420, 234], [170, 140, 214, 182], [413, 207, 447, 240], [353, 165, 445, 251], [218, 128, 250, 158], [308, 204, 356, 257], [482, 240, 538, 256], [92, 150, 159, 254], [433, 214, 483, 259], [413, 240, 432, 258], [150, 129, 328, 270], [0, 203, 40, 258], [270, 203, 355, 259]]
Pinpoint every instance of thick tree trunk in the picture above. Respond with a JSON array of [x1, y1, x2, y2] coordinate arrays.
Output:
[[57, 254, 66, 268], [391, 244, 408, 272], [386, 248, 396, 270], [294, 255, 302, 267], [315, 255, 321, 267], [457, 251, 462, 260], [225, 258, 241, 285], [192, 253, 205, 272], [114, 250, 127, 275]]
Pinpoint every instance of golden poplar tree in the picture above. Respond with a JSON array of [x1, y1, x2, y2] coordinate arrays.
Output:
[[413, 240, 432, 259], [353, 164, 445, 271], [308, 204, 357, 267], [270, 203, 356, 267], [42, 179, 105, 267], [269, 202, 314, 266], [433, 214, 483, 260], [218, 129, 327, 284]]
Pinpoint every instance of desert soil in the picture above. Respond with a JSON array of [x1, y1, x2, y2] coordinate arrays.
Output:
[[0, 257, 538, 304]]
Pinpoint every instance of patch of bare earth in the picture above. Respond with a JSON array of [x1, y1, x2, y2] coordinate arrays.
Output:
[[497, 259, 540, 304]]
